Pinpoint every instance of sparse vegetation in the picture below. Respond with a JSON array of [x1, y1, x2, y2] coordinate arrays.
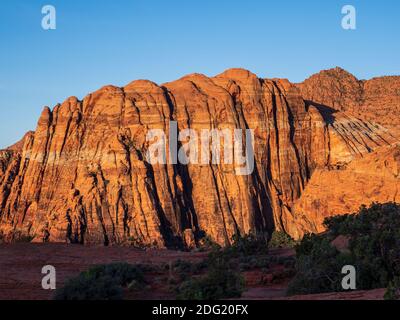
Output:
[[175, 233, 273, 299], [170, 259, 208, 281], [269, 231, 297, 249], [54, 262, 146, 300], [13, 232, 35, 243], [287, 202, 400, 296], [52, 231, 300, 300], [176, 255, 244, 300], [197, 235, 220, 251], [384, 277, 400, 300], [209, 233, 268, 262]]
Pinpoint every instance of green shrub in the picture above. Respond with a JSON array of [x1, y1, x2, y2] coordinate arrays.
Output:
[[172, 259, 197, 274], [384, 277, 400, 300], [12, 232, 35, 243], [175, 233, 270, 299], [176, 257, 244, 300], [238, 255, 273, 271], [269, 231, 297, 248], [171, 259, 208, 281], [230, 233, 269, 256], [54, 262, 146, 300], [198, 235, 221, 251], [287, 237, 354, 295], [288, 202, 400, 296], [280, 256, 296, 269], [206, 233, 268, 263], [54, 273, 124, 300]]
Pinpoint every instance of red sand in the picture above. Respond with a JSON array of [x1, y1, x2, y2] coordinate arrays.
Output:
[[0, 243, 384, 300]]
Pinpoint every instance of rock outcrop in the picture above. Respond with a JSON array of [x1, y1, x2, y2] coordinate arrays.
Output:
[[0, 67, 399, 246], [298, 67, 400, 137], [291, 144, 400, 238]]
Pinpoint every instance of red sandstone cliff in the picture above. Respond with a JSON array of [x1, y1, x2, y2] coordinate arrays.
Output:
[[0, 68, 399, 246], [298, 67, 400, 137]]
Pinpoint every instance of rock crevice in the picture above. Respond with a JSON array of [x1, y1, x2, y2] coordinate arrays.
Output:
[[0, 68, 399, 246]]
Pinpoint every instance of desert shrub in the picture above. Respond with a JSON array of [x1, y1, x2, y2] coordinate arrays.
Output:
[[197, 235, 221, 251], [239, 256, 268, 271], [230, 233, 269, 256], [204, 233, 269, 272], [85, 263, 145, 284], [237, 254, 283, 271], [208, 233, 268, 263], [269, 231, 297, 248], [54, 273, 124, 300], [384, 277, 400, 300], [171, 259, 208, 280], [287, 237, 354, 295], [176, 257, 244, 300], [280, 256, 296, 269], [175, 233, 270, 299], [12, 231, 35, 243], [172, 259, 193, 274], [126, 236, 153, 249], [288, 202, 400, 296], [54, 262, 146, 300]]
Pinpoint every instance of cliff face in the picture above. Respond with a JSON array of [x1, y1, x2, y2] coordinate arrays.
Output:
[[0, 68, 399, 246], [291, 144, 400, 237], [298, 67, 400, 137]]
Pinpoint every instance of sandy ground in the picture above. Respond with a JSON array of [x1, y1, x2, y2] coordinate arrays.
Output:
[[0, 243, 385, 300], [0, 243, 206, 300]]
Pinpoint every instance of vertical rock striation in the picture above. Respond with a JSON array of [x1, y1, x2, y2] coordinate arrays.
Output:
[[0, 67, 398, 245]]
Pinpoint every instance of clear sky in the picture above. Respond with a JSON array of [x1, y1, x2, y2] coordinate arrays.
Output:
[[1, 0, 399, 148]]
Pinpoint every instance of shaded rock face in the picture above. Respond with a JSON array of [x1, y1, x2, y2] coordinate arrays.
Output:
[[298, 67, 400, 137], [0, 68, 399, 246]]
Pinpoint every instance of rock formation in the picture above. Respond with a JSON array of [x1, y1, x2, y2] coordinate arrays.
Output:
[[298, 67, 400, 137], [0, 67, 399, 246], [291, 144, 400, 238]]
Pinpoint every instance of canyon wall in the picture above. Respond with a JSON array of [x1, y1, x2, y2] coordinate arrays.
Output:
[[0, 67, 399, 246]]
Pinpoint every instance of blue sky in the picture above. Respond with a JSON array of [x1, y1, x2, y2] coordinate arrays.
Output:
[[1, 0, 399, 148]]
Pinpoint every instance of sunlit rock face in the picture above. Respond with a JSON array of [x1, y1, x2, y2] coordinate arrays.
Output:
[[0, 67, 398, 246]]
